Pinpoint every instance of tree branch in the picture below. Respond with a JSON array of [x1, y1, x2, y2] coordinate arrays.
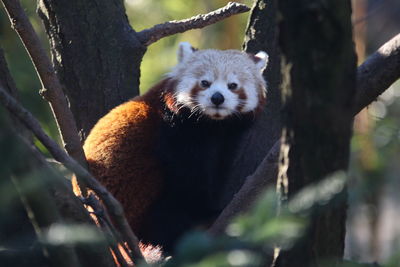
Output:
[[0, 84, 146, 264], [209, 140, 281, 235], [211, 33, 400, 237], [83, 194, 132, 267], [19, 137, 117, 267], [0, 44, 116, 267], [353, 33, 400, 115], [1, 0, 86, 166], [137, 2, 250, 46], [9, 138, 81, 267]]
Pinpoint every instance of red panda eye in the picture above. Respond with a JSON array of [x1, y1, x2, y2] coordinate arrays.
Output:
[[228, 83, 238, 90], [201, 80, 211, 88]]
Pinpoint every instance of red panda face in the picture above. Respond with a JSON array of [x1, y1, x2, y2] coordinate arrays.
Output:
[[167, 42, 268, 120]]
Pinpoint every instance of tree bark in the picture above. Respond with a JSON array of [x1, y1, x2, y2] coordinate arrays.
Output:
[[277, 0, 356, 266], [37, 0, 146, 139]]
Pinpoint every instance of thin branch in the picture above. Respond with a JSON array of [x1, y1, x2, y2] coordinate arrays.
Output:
[[137, 2, 250, 46], [209, 140, 281, 235], [0, 47, 19, 97], [353, 33, 400, 115], [209, 34, 400, 235], [19, 136, 119, 267], [11, 135, 81, 267], [85, 194, 131, 267], [1, 0, 86, 167], [0, 84, 146, 264]]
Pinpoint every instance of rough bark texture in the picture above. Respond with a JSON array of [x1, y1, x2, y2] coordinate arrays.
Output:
[[37, 0, 146, 139], [218, 0, 281, 209], [277, 0, 356, 266]]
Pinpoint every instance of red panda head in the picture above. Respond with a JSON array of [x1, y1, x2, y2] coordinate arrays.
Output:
[[165, 42, 268, 120]]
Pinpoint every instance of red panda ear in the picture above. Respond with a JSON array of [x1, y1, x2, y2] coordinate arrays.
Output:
[[178, 42, 197, 63], [248, 51, 269, 72]]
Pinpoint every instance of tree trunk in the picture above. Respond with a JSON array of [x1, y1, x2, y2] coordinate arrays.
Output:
[[277, 0, 356, 266], [37, 0, 146, 139]]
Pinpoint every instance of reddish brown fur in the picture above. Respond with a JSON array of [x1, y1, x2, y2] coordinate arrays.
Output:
[[81, 75, 265, 259], [162, 79, 178, 113], [256, 85, 267, 114], [83, 79, 173, 233], [189, 84, 203, 106], [235, 87, 247, 112], [82, 77, 265, 232]]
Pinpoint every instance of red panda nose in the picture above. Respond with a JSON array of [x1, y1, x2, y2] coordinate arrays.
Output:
[[211, 92, 224, 106]]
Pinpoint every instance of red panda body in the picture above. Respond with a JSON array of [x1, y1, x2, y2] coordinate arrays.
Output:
[[83, 43, 269, 253]]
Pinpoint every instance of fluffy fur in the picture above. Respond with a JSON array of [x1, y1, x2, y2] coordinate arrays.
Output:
[[83, 42, 268, 254]]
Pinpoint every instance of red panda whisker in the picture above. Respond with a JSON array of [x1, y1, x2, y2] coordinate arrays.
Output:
[[188, 108, 200, 119], [196, 112, 205, 122], [190, 104, 202, 112], [176, 105, 186, 113]]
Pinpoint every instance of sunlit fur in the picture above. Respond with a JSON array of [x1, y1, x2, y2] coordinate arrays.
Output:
[[168, 42, 268, 120], [82, 42, 268, 257]]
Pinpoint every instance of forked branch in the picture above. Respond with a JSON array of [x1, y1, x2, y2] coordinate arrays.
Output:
[[138, 2, 250, 46]]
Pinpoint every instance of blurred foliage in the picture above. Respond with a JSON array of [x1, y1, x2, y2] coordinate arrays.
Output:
[[153, 172, 347, 267], [348, 80, 400, 264], [0, 112, 47, 266], [1, 0, 400, 266], [0, 110, 109, 266]]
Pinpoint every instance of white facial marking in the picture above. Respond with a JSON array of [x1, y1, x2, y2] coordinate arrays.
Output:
[[175, 77, 196, 106], [168, 46, 267, 120], [242, 83, 258, 112]]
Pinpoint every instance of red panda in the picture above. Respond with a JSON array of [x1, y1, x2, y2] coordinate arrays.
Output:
[[82, 42, 268, 254]]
